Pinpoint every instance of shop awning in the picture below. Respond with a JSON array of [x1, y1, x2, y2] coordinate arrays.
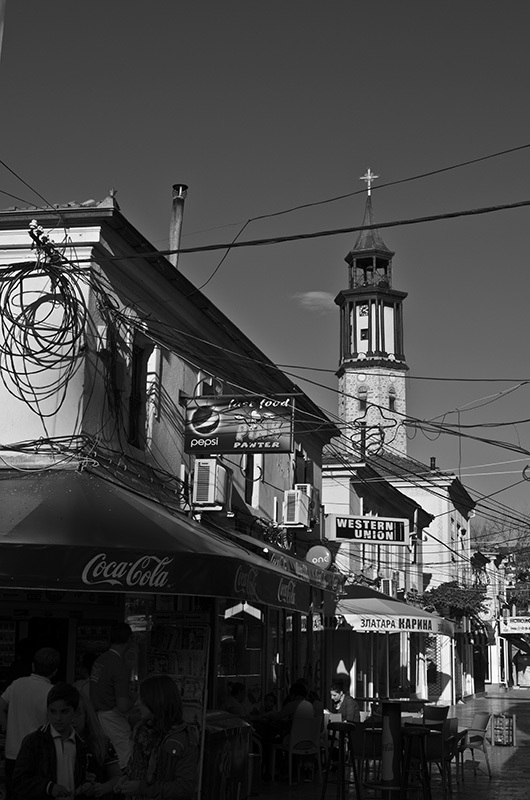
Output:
[[0, 470, 312, 612], [226, 530, 344, 596], [500, 634, 530, 655], [335, 583, 454, 637]]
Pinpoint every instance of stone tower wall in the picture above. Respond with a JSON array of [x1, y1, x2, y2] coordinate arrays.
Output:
[[338, 366, 407, 455]]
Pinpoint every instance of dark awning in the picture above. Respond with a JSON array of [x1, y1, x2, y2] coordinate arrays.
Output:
[[334, 583, 454, 637], [0, 470, 311, 612], [500, 633, 530, 655]]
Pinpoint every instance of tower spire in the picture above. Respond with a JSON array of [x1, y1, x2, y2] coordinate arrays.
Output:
[[335, 166, 409, 456], [351, 168, 392, 257]]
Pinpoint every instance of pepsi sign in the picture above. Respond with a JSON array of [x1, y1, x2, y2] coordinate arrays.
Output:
[[184, 395, 294, 454]]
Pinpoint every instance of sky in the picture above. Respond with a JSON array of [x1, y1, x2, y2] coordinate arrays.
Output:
[[2, 1, 530, 532]]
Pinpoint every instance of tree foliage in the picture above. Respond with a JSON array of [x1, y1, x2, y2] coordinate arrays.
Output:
[[419, 581, 487, 620]]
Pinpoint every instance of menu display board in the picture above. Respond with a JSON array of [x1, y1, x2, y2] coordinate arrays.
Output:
[[146, 613, 210, 799], [146, 613, 210, 728], [0, 620, 17, 691], [74, 622, 113, 680], [491, 713, 516, 746]]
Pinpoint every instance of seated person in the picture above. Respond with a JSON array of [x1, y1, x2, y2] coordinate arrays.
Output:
[[224, 682, 247, 718], [260, 683, 313, 779], [329, 680, 360, 723], [262, 692, 277, 713]]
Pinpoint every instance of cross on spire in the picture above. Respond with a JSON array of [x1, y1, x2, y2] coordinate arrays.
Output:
[[360, 168, 379, 196]]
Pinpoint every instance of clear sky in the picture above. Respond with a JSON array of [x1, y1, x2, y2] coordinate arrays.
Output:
[[2, 1, 530, 532]]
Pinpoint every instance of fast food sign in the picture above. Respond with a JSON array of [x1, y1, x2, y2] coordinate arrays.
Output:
[[184, 395, 294, 454]]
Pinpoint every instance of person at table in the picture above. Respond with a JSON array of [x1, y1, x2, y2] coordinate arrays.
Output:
[[329, 680, 360, 723], [255, 682, 313, 778], [223, 682, 247, 718]]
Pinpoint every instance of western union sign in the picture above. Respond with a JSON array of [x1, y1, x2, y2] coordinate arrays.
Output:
[[335, 516, 407, 545]]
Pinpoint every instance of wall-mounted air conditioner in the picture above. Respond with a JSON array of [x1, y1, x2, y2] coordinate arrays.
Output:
[[380, 578, 397, 598], [294, 482, 321, 518], [192, 458, 231, 510], [294, 483, 315, 504], [282, 489, 310, 527]]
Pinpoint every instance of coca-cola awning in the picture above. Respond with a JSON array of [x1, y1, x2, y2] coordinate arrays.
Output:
[[0, 470, 312, 612]]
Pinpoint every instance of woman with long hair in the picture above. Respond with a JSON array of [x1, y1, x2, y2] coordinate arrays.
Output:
[[114, 674, 199, 800], [74, 691, 122, 798]]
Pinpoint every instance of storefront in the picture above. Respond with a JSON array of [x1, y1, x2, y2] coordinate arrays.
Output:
[[325, 583, 454, 706], [0, 469, 336, 716]]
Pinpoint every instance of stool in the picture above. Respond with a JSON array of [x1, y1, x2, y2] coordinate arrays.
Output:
[[321, 721, 361, 800], [401, 727, 431, 800]]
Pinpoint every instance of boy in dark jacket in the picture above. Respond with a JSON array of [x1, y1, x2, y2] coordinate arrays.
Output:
[[12, 682, 97, 799]]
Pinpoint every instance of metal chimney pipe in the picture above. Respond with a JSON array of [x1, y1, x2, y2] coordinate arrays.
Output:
[[169, 184, 188, 269]]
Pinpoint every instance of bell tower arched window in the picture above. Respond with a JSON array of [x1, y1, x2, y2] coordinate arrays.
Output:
[[358, 386, 368, 411]]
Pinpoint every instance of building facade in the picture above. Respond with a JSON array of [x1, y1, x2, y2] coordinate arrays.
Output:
[[0, 191, 343, 730]]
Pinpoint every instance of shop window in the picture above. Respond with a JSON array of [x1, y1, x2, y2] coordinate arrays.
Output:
[[218, 608, 264, 679]]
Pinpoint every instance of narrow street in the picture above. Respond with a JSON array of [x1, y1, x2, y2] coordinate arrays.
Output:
[[257, 687, 530, 800]]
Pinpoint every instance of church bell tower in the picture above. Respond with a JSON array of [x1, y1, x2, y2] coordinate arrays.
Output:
[[336, 169, 408, 456]]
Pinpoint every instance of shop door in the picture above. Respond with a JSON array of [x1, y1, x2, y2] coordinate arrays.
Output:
[[27, 617, 69, 682]]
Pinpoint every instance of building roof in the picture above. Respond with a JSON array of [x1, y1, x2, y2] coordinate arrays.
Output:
[[367, 450, 476, 518], [324, 445, 476, 520], [348, 196, 394, 256], [0, 197, 340, 448]]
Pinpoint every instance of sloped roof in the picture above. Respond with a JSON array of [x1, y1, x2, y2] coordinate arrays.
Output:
[[3, 192, 120, 212], [0, 198, 340, 448], [367, 450, 476, 518], [348, 196, 394, 255]]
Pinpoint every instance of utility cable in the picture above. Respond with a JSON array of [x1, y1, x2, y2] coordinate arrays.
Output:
[[70, 197, 530, 261]]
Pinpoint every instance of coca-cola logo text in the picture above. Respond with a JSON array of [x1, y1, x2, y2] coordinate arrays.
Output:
[[277, 578, 296, 606], [82, 553, 173, 589], [234, 565, 259, 601]]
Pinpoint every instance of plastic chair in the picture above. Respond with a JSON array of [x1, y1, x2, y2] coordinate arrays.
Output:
[[457, 712, 492, 779], [422, 705, 450, 726], [271, 715, 323, 785], [321, 710, 332, 763], [296, 698, 318, 718]]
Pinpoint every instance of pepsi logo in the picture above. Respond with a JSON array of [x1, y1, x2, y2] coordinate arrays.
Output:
[[190, 405, 220, 435]]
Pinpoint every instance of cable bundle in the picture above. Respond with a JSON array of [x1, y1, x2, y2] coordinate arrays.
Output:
[[0, 258, 87, 416]]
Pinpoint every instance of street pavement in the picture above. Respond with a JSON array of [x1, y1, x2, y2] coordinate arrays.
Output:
[[256, 685, 530, 800]]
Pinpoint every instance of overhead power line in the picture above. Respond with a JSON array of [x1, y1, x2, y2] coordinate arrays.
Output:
[[72, 197, 530, 262]]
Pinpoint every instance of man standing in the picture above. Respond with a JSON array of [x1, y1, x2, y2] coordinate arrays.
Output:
[[90, 622, 137, 768], [329, 679, 360, 722], [0, 646, 60, 799]]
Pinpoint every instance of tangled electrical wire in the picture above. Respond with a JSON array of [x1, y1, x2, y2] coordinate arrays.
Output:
[[0, 222, 95, 418]]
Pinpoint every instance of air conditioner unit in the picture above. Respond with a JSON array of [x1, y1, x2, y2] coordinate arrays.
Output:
[[294, 483, 320, 518], [294, 483, 315, 500], [192, 459, 230, 510], [380, 578, 397, 598], [282, 489, 310, 527]]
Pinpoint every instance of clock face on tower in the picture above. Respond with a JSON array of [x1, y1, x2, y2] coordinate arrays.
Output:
[[359, 304, 369, 316]]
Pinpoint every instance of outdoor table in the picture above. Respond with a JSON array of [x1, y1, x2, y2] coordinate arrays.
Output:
[[320, 721, 361, 800]]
